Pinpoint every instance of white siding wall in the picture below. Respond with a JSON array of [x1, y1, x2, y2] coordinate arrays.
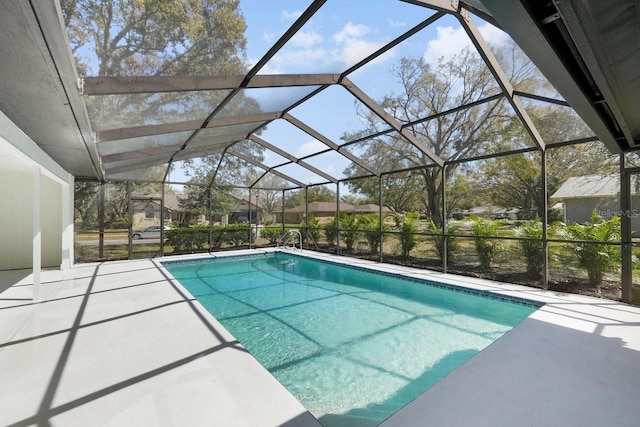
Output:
[[0, 108, 72, 270], [0, 165, 63, 269], [0, 165, 33, 269], [42, 175, 62, 267]]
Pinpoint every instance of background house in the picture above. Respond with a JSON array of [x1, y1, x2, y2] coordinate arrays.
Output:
[[550, 174, 640, 232], [132, 194, 206, 228], [131, 197, 173, 228], [224, 194, 265, 224], [131, 193, 273, 227]]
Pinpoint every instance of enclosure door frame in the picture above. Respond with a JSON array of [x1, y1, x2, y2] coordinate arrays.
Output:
[[621, 166, 640, 303]]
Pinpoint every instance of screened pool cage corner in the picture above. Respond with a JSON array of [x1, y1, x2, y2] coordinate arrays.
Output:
[[67, 1, 640, 304]]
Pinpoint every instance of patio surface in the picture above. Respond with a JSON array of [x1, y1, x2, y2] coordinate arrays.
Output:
[[1, 249, 639, 426]]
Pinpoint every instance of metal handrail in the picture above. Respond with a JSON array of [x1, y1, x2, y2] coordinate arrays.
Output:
[[278, 229, 302, 251]]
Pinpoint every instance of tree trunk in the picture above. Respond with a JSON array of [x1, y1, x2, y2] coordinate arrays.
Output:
[[422, 169, 442, 227]]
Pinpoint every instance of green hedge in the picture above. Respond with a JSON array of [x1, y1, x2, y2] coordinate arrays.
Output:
[[261, 227, 283, 245], [166, 224, 254, 252], [109, 221, 130, 229]]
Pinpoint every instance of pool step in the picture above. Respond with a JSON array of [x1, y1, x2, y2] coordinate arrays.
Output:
[[319, 402, 402, 426]]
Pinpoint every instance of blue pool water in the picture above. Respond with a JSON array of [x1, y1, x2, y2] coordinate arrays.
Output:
[[164, 253, 540, 426]]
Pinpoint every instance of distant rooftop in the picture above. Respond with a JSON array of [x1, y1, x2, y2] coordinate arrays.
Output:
[[551, 174, 619, 199]]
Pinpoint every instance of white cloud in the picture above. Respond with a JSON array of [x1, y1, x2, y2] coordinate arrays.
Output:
[[323, 164, 338, 177], [333, 38, 389, 68], [261, 21, 396, 74], [331, 23, 392, 69], [271, 48, 331, 70], [478, 23, 510, 48], [388, 18, 406, 28], [301, 163, 340, 183], [333, 22, 370, 43], [262, 150, 281, 165], [296, 140, 330, 158], [256, 61, 284, 74], [290, 30, 323, 47], [262, 31, 276, 43], [282, 10, 303, 21], [424, 23, 510, 64]]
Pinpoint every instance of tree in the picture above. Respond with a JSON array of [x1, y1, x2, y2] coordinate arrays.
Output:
[[479, 104, 617, 219], [340, 193, 371, 205], [344, 43, 536, 225], [343, 173, 422, 215], [74, 181, 99, 226], [178, 181, 235, 223], [482, 152, 542, 219], [446, 168, 485, 212], [285, 186, 337, 208], [61, 0, 247, 77], [253, 175, 288, 220]]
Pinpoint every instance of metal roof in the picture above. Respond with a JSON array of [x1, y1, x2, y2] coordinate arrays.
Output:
[[1, 0, 638, 189], [550, 174, 619, 199]]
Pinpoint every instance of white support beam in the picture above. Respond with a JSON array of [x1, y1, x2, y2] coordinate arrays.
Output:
[[227, 149, 307, 188], [105, 154, 173, 175], [101, 133, 247, 163], [249, 135, 338, 183], [401, 0, 459, 13], [341, 78, 445, 167], [97, 112, 280, 142], [83, 74, 341, 96], [458, 10, 546, 151], [60, 176, 73, 269], [283, 113, 381, 176], [32, 166, 41, 301]]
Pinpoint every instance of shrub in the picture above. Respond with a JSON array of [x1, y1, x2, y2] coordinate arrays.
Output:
[[565, 211, 620, 286], [516, 219, 565, 278], [166, 227, 209, 252], [341, 214, 360, 251], [300, 213, 321, 244], [324, 216, 339, 246], [359, 214, 386, 253], [425, 219, 458, 262], [472, 217, 501, 268], [109, 221, 130, 229], [221, 223, 253, 247], [398, 214, 419, 258], [518, 219, 544, 277], [261, 227, 282, 245]]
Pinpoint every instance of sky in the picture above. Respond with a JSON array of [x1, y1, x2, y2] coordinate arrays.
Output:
[[168, 1, 517, 188]]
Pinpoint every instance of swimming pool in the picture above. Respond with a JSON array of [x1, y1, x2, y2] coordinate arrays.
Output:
[[164, 252, 540, 426]]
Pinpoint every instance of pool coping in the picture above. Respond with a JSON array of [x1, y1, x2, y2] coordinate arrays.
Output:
[[161, 250, 544, 309]]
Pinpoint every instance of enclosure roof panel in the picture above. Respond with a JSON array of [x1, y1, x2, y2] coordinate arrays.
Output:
[[1, 0, 636, 187]]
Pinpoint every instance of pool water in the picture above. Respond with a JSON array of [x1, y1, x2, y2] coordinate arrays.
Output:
[[164, 253, 539, 426]]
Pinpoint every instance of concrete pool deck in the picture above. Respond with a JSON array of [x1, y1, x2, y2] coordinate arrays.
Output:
[[1, 248, 639, 426]]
